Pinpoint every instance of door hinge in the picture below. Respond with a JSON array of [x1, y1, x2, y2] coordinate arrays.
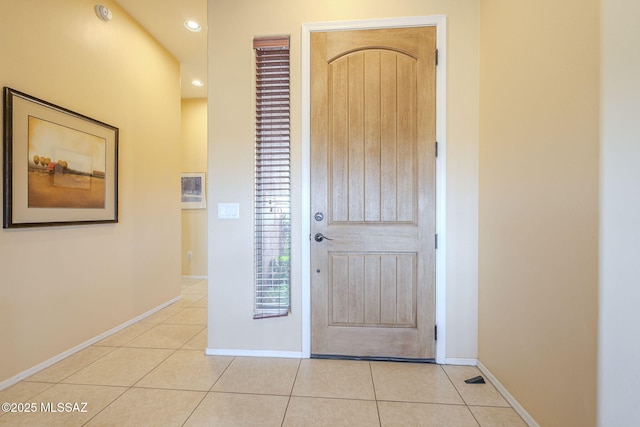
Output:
[[435, 49, 439, 66], [435, 234, 438, 249], [435, 141, 438, 157], [434, 325, 438, 341]]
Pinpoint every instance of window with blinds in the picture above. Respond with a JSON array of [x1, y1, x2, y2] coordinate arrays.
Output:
[[253, 36, 291, 319]]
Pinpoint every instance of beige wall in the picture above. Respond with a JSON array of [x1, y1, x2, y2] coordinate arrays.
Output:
[[0, 0, 181, 384], [181, 98, 208, 277], [207, 0, 480, 357], [599, 0, 640, 425], [478, 1, 599, 426]]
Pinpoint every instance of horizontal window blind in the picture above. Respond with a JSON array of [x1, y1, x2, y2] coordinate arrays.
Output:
[[253, 36, 291, 319]]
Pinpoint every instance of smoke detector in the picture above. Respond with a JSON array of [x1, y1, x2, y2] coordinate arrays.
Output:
[[95, 5, 112, 22]]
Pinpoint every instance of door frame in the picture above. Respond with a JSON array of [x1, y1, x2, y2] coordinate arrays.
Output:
[[301, 15, 447, 364]]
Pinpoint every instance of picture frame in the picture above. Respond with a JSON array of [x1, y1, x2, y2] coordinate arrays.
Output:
[[3, 87, 118, 228], [181, 172, 206, 209]]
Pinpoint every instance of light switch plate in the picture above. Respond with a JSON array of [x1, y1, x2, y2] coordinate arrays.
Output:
[[217, 203, 239, 219]]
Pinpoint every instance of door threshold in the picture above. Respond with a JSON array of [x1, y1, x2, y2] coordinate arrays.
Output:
[[311, 354, 435, 364]]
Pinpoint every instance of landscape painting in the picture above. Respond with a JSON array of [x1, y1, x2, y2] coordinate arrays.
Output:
[[3, 87, 118, 228], [28, 117, 106, 209]]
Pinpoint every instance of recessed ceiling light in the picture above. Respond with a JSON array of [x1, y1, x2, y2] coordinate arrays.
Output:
[[184, 20, 201, 32], [191, 79, 205, 87]]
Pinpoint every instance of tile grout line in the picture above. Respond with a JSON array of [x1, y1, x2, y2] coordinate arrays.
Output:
[[441, 366, 482, 426], [24, 346, 118, 385], [180, 347, 236, 425], [369, 361, 383, 427], [80, 385, 129, 426], [207, 356, 235, 393], [180, 392, 209, 427], [281, 358, 302, 427]]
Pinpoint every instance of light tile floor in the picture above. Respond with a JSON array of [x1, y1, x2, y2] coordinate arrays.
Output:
[[0, 278, 527, 426]]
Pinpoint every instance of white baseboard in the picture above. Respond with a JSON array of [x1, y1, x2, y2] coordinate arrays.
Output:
[[444, 358, 478, 366], [477, 361, 539, 427], [205, 348, 303, 359], [0, 295, 182, 391]]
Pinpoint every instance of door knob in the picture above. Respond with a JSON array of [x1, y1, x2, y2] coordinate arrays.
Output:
[[314, 233, 333, 242]]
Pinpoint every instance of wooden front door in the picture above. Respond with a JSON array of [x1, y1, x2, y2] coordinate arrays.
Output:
[[310, 27, 437, 359]]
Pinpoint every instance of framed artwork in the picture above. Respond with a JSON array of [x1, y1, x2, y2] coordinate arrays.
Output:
[[181, 172, 206, 209], [3, 87, 118, 228]]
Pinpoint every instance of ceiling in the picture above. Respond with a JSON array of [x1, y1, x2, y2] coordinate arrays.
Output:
[[115, 0, 207, 99]]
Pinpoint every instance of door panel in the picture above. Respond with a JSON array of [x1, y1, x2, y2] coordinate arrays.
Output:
[[329, 253, 417, 327], [311, 27, 436, 359]]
